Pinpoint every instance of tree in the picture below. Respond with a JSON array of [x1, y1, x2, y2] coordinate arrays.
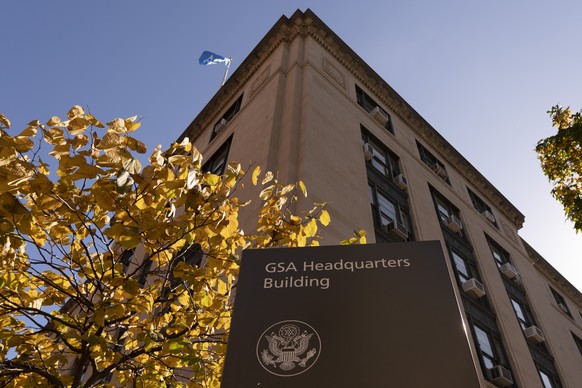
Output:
[[536, 105, 582, 232], [0, 107, 331, 387]]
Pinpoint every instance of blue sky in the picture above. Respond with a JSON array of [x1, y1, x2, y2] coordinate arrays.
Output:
[[3, 1, 581, 289]]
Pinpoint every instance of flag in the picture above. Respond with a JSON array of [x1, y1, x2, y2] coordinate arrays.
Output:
[[199, 51, 230, 66]]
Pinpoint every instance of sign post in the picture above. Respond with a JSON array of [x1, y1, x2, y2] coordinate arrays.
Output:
[[221, 241, 481, 387]]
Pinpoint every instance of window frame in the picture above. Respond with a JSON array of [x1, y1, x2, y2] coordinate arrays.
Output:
[[361, 128, 401, 179], [486, 235, 511, 268], [536, 364, 562, 388], [203, 136, 233, 175], [431, 189, 467, 240], [210, 94, 243, 140], [549, 286, 573, 318], [468, 188, 497, 225], [369, 183, 406, 227], [471, 322, 508, 372], [417, 141, 450, 183], [571, 331, 582, 358], [355, 85, 394, 134], [510, 297, 536, 330]]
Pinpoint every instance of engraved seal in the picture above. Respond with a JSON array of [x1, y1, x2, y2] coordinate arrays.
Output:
[[256, 320, 321, 377]]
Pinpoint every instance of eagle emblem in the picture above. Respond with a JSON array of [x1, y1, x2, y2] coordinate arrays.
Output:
[[256, 320, 321, 376]]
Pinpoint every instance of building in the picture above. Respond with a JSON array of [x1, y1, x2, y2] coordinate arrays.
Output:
[[179, 9, 582, 388]]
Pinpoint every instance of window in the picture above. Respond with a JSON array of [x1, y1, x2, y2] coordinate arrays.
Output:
[[203, 137, 232, 175], [369, 183, 410, 241], [431, 189, 466, 239], [118, 248, 135, 274], [361, 128, 401, 178], [510, 297, 535, 330], [486, 236, 511, 268], [468, 189, 496, 225], [211, 94, 243, 140], [571, 331, 582, 357], [417, 141, 449, 183], [471, 322, 508, 371], [369, 184, 402, 226], [448, 247, 489, 307], [162, 244, 204, 299], [138, 258, 153, 287], [537, 365, 562, 388], [356, 85, 394, 133], [550, 286, 572, 318], [450, 249, 475, 284]]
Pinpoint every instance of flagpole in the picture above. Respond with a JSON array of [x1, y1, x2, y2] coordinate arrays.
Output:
[[221, 58, 232, 86]]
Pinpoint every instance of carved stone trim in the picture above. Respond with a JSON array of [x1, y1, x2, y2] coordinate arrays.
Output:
[[322, 57, 345, 89], [250, 65, 271, 96]]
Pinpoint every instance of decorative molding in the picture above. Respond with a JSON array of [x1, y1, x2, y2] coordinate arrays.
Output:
[[322, 57, 346, 89], [250, 65, 271, 96], [502, 222, 518, 243], [522, 239, 582, 303], [179, 9, 524, 228]]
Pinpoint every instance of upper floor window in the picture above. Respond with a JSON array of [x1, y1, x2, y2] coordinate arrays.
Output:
[[416, 141, 449, 183], [537, 365, 562, 388], [211, 94, 243, 140], [571, 331, 582, 357], [119, 248, 135, 274], [356, 85, 394, 134], [451, 249, 474, 284], [471, 322, 510, 372], [167, 244, 203, 289], [431, 189, 466, 239], [138, 258, 153, 287], [486, 236, 511, 268], [369, 183, 410, 241], [468, 189, 497, 225], [203, 137, 232, 175], [361, 128, 401, 178], [550, 286, 572, 318], [510, 297, 536, 330]]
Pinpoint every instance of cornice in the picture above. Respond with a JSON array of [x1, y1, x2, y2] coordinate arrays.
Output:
[[299, 10, 524, 228], [522, 239, 582, 304], [178, 8, 525, 228]]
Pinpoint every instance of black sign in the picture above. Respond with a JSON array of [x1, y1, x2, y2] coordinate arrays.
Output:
[[221, 241, 481, 387]]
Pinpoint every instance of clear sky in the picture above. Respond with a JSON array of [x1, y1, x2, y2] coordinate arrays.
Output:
[[2, 1, 581, 289]]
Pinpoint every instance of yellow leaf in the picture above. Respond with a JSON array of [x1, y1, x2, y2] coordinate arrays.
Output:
[[96, 132, 122, 150], [67, 117, 89, 135], [124, 136, 147, 153], [70, 163, 104, 180], [319, 210, 330, 226], [204, 173, 221, 187], [85, 113, 105, 128], [178, 291, 190, 306], [303, 218, 318, 237], [262, 171, 274, 185], [298, 180, 307, 197], [259, 184, 275, 200], [123, 157, 142, 174], [217, 279, 227, 295], [94, 310, 105, 327], [18, 126, 37, 138], [70, 134, 88, 149], [46, 116, 61, 126], [357, 229, 367, 244], [168, 155, 189, 165], [42, 127, 65, 145], [251, 166, 261, 186], [0, 113, 11, 129]]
